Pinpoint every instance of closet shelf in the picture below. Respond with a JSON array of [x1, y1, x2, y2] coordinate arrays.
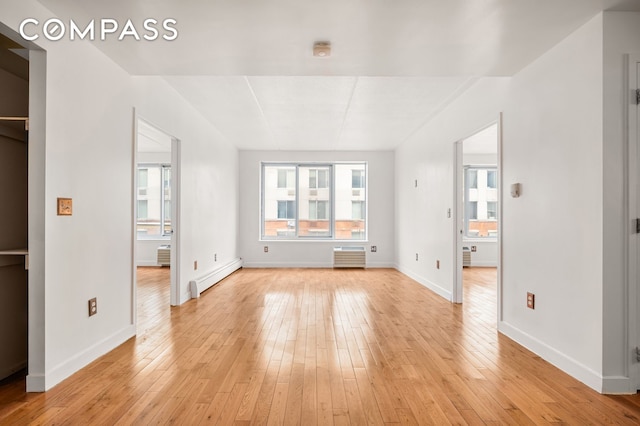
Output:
[[0, 249, 29, 270]]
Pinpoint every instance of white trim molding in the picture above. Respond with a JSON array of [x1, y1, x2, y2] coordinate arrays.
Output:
[[498, 321, 635, 394], [396, 265, 453, 302], [27, 325, 136, 392]]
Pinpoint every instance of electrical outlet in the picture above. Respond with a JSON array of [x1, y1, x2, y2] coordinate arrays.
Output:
[[415, 253, 419, 261], [371, 246, 377, 252], [264, 246, 269, 253], [436, 260, 440, 269], [194, 260, 198, 270], [527, 292, 535, 309], [88, 298, 97, 317]]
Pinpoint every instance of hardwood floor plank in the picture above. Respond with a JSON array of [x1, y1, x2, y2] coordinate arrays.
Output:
[[1, 267, 640, 424]]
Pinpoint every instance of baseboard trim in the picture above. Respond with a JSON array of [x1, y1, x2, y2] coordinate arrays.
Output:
[[498, 321, 622, 393], [136, 260, 160, 267], [242, 261, 396, 269], [468, 261, 497, 267], [26, 374, 45, 392], [395, 265, 452, 301], [41, 324, 136, 392], [189, 258, 243, 298], [241, 261, 332, 268], [601, 375, 634, 394]]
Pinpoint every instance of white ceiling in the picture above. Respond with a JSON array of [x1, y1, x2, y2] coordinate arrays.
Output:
[[137, 119, 172, 153], [463, 123, 498, 155], [36, 0, 640, 151]]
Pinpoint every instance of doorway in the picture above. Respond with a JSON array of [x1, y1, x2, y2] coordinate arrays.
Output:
[[134, 117, 180, 309], [0, 32, 29, 382], [453, 121, 500, 308]]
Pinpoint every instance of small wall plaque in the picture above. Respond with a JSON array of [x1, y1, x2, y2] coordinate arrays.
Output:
[[57, 198, 73, 216]]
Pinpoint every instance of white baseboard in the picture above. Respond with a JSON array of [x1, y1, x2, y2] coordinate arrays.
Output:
[[469, 261, 497, 267], [26, 373, 45, 392], [137, 260, 160, 267], [395, 265, 452, 301], [497, 321, 631, 393], [242, 261, 332, 268], [601, 375, 634, 394], [365, 262, 396, 268], [33, 325, 136, 392], [189, 258, 243, 298], [242, 261, 395, 269]]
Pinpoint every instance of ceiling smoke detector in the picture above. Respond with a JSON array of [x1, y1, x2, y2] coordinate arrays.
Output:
[[313, 42, 331, 57]]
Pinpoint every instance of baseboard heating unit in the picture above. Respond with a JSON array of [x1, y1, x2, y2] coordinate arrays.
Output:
[[333, 246, 366, 268], [189, 258, 243, 298]]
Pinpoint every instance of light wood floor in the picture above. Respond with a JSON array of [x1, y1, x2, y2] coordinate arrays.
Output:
[[1, 267, 640, 424]]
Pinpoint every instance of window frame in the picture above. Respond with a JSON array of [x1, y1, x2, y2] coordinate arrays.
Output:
[[261, 162, 368, 241]]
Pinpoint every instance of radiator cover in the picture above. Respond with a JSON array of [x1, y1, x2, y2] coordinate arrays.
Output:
[[333, 246, 366, 268]]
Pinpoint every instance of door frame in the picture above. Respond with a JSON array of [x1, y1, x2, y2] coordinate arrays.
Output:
[[132, 114, 181, 317], [628, 54, 640, 391], [452, 114, 503, 323]]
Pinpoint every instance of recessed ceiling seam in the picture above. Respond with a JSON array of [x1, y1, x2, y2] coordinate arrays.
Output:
[[244, 76, 279, 150], [395, 76, 480, 150], [334, 76, 359, 150]]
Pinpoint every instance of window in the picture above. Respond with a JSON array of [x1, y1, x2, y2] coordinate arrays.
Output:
[[137, 164, 171, 239], [309, 169, 329, 189], [137, 200, 148, 219], [469, 201, 478, 220], [468, 169, 478, 189], [352, 201, 365, 220], [464, 166, 497, 238], [487, 201, 497, 220], [352, 170, 365, 189], [277, 200, 295, 219], [309, 200, 329, 220], [277, 169, 294, 188], [262, 162, 367, 240], [487, 170, 497, 189]]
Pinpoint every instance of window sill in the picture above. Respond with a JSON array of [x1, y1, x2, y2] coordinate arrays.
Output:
[[462, 238, 498, 243]]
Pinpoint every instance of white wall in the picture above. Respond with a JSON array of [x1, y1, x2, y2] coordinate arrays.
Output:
[[239, 150, 395, 268], [132, 76, 240, 304], [395, 78, 509, 300], [500, 15, 605, 389], [462, 242, 496, 268], [395, 13, 627, 393]]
